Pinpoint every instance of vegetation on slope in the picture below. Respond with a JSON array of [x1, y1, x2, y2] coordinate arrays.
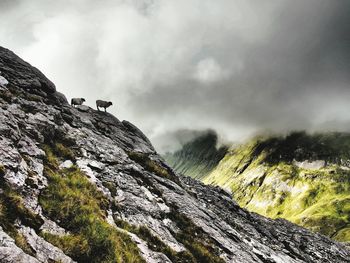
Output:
[[115, 218, 196, 263], [114, 207, 225, 263], [0, 165, 43, 256], [39, 143, 225, 262], [118, 151, 226, 262], [164, 131, 228, 179], [39, 145, 145, 263], [165, 131, 350, 242], [166, 206, 225, 263], [203, 132, 350, 242]]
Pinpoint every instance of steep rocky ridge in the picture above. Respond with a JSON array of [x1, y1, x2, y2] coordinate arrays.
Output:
[[0, 46, 349, 262], [166, 131, 350, 244]]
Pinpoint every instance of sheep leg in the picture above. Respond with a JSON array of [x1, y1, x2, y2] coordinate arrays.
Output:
[[104, 107, 106, 112]]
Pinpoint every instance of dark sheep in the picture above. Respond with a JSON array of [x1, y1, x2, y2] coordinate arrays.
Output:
[[96, 100, 113, 112], [71, 98, 86, 107]]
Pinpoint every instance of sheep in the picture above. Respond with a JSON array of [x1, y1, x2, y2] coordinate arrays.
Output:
[[71, 98, 86, 107], [96, 100, 113, 112]]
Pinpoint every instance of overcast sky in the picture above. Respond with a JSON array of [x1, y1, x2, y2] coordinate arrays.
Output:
[[1, 0, 350, 151]]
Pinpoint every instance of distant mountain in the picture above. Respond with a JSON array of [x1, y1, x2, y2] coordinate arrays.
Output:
[[165, 131, 350, 244], [163, 131, 228, 179]]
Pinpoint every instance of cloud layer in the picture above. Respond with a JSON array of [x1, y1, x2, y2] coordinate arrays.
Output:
[[1, 0, 350, 150]]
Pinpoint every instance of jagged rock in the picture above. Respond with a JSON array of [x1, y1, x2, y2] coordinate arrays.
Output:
[[0, 227, 39, 263], [0, 75, 8, 88], [40, 219, 67, 236], [122, 120, 155, 152], [54, 91, 68, 105], [17, 136, 45, 157], [87, 160, 105, 171], [59, 160, 74, 169], [293, 160, 326, 170], [0, 46, 349, 263], [0, 47, 55, 94], [118, 227, 173, 263], [75, 105, 90, 112], [0, 138, 28, 188], [19, 226, 75, 263]]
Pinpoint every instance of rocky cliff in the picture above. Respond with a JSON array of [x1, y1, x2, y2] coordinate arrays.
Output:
[[0, 47, 349, 263], [167, 131, 350, 245]]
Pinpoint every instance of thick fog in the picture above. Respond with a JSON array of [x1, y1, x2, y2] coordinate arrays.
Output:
[[1, 0, 349, 151]]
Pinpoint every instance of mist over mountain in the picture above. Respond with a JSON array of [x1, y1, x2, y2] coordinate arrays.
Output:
[[164, 131, 228, 179], [1, 1, 350, 261]]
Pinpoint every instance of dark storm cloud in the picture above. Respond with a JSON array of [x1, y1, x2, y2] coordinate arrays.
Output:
[[0, 0, 349, 150], [128, 0, 350, 142]]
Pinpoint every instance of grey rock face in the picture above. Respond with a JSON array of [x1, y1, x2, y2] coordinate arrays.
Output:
[[0, 75, 9, 88], [0, 227, 39, 263], [19, 226, 75, 263], [293, 160, 326, 170], [0, 47, 55, 94], [0, 46, 349, 263]]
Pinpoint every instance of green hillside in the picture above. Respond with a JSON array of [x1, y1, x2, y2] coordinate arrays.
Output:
[[164, 131, 228, 180], [167, 131, 350, 242]]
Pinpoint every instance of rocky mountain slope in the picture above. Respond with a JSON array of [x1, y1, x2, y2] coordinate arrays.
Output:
[[166, 131, 350, 244], [0, 46, 349, 263]]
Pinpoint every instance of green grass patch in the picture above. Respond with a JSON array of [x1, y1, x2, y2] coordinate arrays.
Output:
[[43, 143, 75, 169], [39, 166, 144, 262], [334, 227, 350, 242], [43, 145, 60, 169], [39, 146, 144, 263], [41, 231, 89, 258]]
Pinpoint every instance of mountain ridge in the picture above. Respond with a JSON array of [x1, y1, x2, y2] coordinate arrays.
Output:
[[0, 46, 349, 262], [165, 131, 350, 245]]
